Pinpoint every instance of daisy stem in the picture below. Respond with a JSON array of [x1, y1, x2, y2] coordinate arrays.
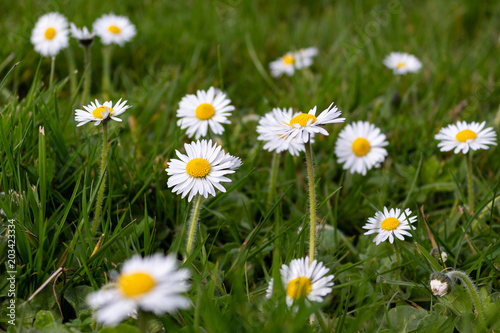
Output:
[[82, 45, 92, 105], [447, 270, 485, 322], [186, 195, 203, 260], [466, 152, 474, 212], [102, 46, 113, 98], [92, 121, 108, 236], [137, 310, 149, 332], [267, 152, 280, 209], [393, 242, 401, 280], [305, 141, 317, 265], [49, 56, 56, 91]]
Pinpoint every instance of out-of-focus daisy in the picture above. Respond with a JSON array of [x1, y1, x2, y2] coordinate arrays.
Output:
[[257, 108, 307, 156], [274, 103, 345, 143], [93, 13, 136, 46], [166, 139, 241, 202], [269, 47, 318, 77], [435, 121, 497, 154], [70, 23, 94, 46], [334, 121, 388, 175], [75, 99, 131, 127], [383, 52, 422, 75], [363, 207, 417, 245], [31, 12, 69, 57], [176, 87, 235, 139], [266, 257, 334, 307], [87, 254, 190, 326]]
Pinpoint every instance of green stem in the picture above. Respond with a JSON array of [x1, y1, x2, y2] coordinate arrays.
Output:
[[102, 46, 113, 98], [447, 270, 485, 322], [82, 45, 92, 105], [267, 152, 280, 209], [466, 152, 474, 212], [92, 121, 108, 236], [49, 56, 56, 91], [393, 242, 401, 280], [305, 141, 317, 264], [185, 195, 203, 259], [137, 310, 149, 332]]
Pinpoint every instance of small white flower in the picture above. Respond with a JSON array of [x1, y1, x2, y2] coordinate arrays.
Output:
[[75, 99, 131, 127], [93, 13, 136, 46], [70, 23, 94, 45], [363, 207, 417, 245], [383, 52, 422, 75], [265, 278, 274, 299], [166, 140, 241, 202], [176, 87, 235, 139], [335, 121, 389, 175], [267, 257, 334, 307], [269, 47, 318, 77], [31, 12, 69, 57], [435, 121, 497, 154], [430, 279, 449, 297], [274, 103, 345, 143], [86, 254, 190, 326], [257, 108, 307, 156]]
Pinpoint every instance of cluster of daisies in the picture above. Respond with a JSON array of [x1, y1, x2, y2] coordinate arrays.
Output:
[[31, 12, 136, 57]]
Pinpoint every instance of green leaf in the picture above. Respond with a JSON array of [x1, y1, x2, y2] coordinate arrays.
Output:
[[34, 310, 56, 329], [387, 305, 427, 332]]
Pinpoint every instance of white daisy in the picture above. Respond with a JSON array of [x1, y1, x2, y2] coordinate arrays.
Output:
[[334, 121, 389, 175], [86, 253, 190, 326], [70, 23, 94, 46], [274, 103, 345, 143], [383, 52, 422, 75], [93, 13, 136, 46], [363, 207, 417, 245], [75, 99, 131, 127], [429, 272, 453, 297], [266, 257, 334, 307], [256, 108, 307, 156], [30, 12, 69, 57], [269, 47, 318, 77], [166, 139, 241, 202], [435, 121, 497, 154], [176, 87, 235, 139]]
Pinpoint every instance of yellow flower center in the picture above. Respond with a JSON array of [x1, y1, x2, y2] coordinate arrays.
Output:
[[45, 27, 56, 40], [380, 217, 400, 231], [286, 276, 312, 300], [289, 113, 317, 127], [396, 62, 406, 68], [118, 272, 155, 297], [352, 138, 371, 156], [195, 103, 216, 120], [186, 158, 211, 178], [283, 54, 295, 65], [92, 106, 114, 119], [108, 25, 121, 34], [455, 129, 477, 142]]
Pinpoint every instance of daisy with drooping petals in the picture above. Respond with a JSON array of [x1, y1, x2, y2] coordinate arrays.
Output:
[[87, 254, 190, 326], [70, 23, 94, 46], [335, 121, 389, 175], [266, 257, 334, 306], [363, 207, 417, 245], [93, 13, 136, 46], [176, 87, 235, 139], [435, 121, 497, 154], [383, 52, 422, 75], [31, 12, 69, 57], [269, 47, 318, 77], [75, 99, 131, 127]]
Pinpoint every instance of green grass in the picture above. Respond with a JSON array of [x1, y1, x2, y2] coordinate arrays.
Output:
[[1, 0, 500, 332]]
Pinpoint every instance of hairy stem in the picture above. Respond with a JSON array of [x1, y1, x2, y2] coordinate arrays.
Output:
[[466, 152, 474, 212], [92, 121, 108, 236], [305, 141, 317, 264], [186, 195, 203, 259], [267, 152, 280, 209], [49, 56, 56, 91], [447, 270, 485, 322], [102, 46, 113, 98], [82, 45, 92, 105]]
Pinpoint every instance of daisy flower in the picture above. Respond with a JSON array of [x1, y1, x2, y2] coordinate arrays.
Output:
[[269, 47, 318, 77], [334, 121, 389, 175], [266, 257, 334, 306], [166, 139, 241, 202], [274, 103, 345, 143], [363, 207, 417, 245], [93, 13, 136, 46], [30, 12, 69, 57], [87, 254, 190, 326], [429, 272, 453, 297], [383, 52, 422, 75], [75, 99, 131, 127], [70, 23, 94, 46], [256, 108, 307, 156], [434, 121, 497, 154], [176, 87, 235, 139]]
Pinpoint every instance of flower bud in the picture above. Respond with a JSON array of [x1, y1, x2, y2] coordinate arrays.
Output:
[[429, 272, 453, 297], [430, 247, 448, 263]]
